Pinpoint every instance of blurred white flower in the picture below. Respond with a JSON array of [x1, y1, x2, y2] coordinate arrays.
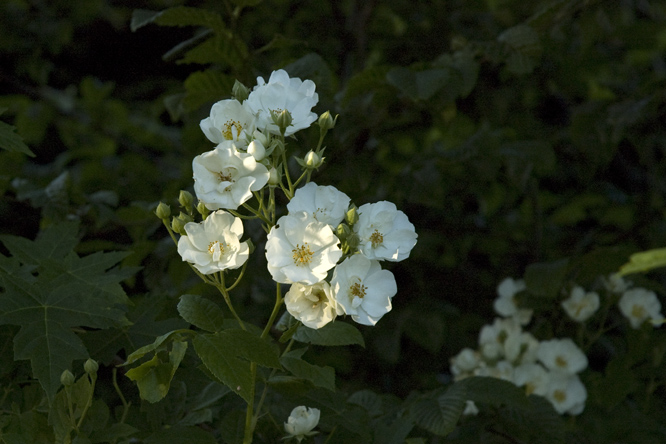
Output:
[[285, 281, 338, 329], [200, 99, 256, 146], [478, 317, 523, 359], [603, 273, 631, 294], [536, 338, 588, 375], [265, 211, 342, 285], [474, 360, 514, 382], [462, 400, 479, 416], [284, 406, 320, 442], [618, 288, 663, 329], [544, 372, 587, 415], [354, 201, 417, 262], [494, 277, 532, 325], [246, 69, 318, 136], [561, 286, 600, 322], [330, 254, 397, 326], [504, 330, 539, 364], [287, 182, 351, 227], [176, 210, 249, 274], [513, 363, 551, 397], [193, 141, 269, 210], [450, 348, 481, 378]]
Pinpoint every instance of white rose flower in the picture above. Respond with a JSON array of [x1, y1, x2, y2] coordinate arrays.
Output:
[[513, 363, 551, 397], [193, 141, 270, 210], [246, 69, 318, 136], [284, 406, 320, 442], [561, 286, 600, 323], [287, 182, 351, 227], [544, 372, 587, 415], [354, 201, 417, 262], [199, 99, 256, 146], [265, 211, 342, 285], [494, 277, 532, 325], [473, 360, 514, 382], [176, 210, 249, 274], [536, 338, 588, 375], [450, 347, 481, 378], [504, 330, 539, 364], [618, 287, 663, 329], [330, 254, 397, 326], [285, 281, 338, 329], [478, 317, 523, 359], [603, 273, 631, 294]]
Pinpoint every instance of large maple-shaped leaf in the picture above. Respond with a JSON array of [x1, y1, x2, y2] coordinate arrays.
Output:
[[0, 222, 135, 403]]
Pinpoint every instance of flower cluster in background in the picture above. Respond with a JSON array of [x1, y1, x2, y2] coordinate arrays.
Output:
[[170, 69, 417, 331], [450, 272, 665, 417]]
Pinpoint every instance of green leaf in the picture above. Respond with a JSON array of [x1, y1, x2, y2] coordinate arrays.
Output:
[[130, 9, 162, 32], [183, 69, 235, 111], [131, 7, 227, 34], [144, 425, 217, 444], [229, 0, 263, 6], [410, 384, 466, 437], [387, 67, 449, 101], [0, 119, 35, 157], [524, 258, 569, 299], [293, 321, 365, 347], [460, 376, 529, 408], [123, 329, 191, 366], [618, 247, 666, 276], [176, 34, 247, 68], [125, 339, 187, 403], [0, 223, 133, 403], [498, 24, 542, 75], [342, 66, 391, 105], [177, 294, 224, 332], [280, 349, 335, 391], [193, 329, 281, 402]]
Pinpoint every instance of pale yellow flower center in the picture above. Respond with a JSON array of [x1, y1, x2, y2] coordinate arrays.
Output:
[[555, 356, 568, 369], [370, 230, 384, 248], [208, 241, 223, 254], [310, 289, 325, 309], [631, 304, 646, 319], [553, 389, 567, 403], [350, 281, 367, 299], [292, 243, 313, 266], [525, 383, 536, 396], [222, 120, 243, 140]]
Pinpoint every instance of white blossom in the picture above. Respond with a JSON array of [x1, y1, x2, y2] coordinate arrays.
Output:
[[287, 182, 351, 227], [176, 210, 249, 274], [494, 277, 532, 325], [354, 201, 417, 262], [285, 281, 338, 329], [450, 348, 481, 378], [544, 372, 587, 415], [462, 400, 479, 416], [265, 211, 342, 285], [284, 406, 320, 442], [478, 317, 523, 359], [193, 141, 269, 210], [474, 360, 514, 382], [513, 363, 551, 397], [330, 254, 397, 326], [618, 288, 663, 329], [504, 330, 539, 364], [536, 338, 588, 375], [561, 286, 600, 323], [200, 99, 256, 146], [603, 273, 631, 294], [246, 69, 318, 136]]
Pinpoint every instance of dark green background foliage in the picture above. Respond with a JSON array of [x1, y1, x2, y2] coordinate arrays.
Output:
[[2, 0, 666, 442]]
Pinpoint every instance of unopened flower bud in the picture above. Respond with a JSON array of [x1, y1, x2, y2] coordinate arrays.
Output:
[[304, 151, 321, 169], [197, 201, 210, 219], [272, 109, 293, 134], [172, 212, 193, 235], [247, 140, 266, 161], [345, 205, 358, 225], [84, 358, 98, 375], [178, 190, 194, 210], [60, 369, 75, 387], [335, 223, 351, 241], [268, 167, 280, 187], [231, 80, 250, 102], [155, 202, 171, 220], [252, 129, 269, 148], [318, 111, 337, 132]]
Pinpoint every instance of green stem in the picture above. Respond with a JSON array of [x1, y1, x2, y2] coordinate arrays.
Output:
[[112, 368, 131, 425], [217, 273, 246, 331], [225, 261, 248, 292], [64, 385, 76, 432], [243, 362, 258, 444], [262, 283, 284, 339], [76, 373, 97, 429]]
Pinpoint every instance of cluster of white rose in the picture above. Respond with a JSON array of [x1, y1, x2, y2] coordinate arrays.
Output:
[[172, 69, 417, 330], [451, 272, 664, 416], [451, 278, 588, 415], [283, 405, 320, 442]]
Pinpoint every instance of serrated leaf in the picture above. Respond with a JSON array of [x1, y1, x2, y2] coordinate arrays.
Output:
[[193, 330, 281, 402], [123, 329, 191, 366], [0, 120, 35, 156], [410, 384, 466, 437], [177, 294, 224, 332], [460, 376, 529, 408], [130, 9, 162, 32], [126, 339, 187, 403], [177, 34, 247, 67], [183, 70, 235, 111], [618, 247, 666, 276], [154, 6, 227, 33], [0, 221, 79, 266], [293, 321, 365, 347], [524, 258, 569, 299], [280, 349, 335, 391]]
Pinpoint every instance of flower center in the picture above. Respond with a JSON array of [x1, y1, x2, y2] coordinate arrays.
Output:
[[370, 230, 384, 248], [525, 382, 536, 396], [555, 356, 568, 368], [222, 120, 243, 140], [208, 241, 226, 261], [553, 389, 567, 403], [631, 304, 646, 319], [292, 243, 313, 266], [310, 289, 325, 308], [350, 281, 367, 299]]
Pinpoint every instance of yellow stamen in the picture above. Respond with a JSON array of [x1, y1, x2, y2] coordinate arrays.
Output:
[[292, 243, 313, 266], [553, 389, 566, 403], [370, 230, 384, 248], [555, 356, 568, 368], [222, 120, 243, 140], [350, 282, 367, 299]]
